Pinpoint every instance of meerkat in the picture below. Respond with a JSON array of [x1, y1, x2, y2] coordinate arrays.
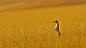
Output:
[[54, 20, 61, 35]]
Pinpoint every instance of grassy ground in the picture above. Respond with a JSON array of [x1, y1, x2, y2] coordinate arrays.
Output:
[[0, 4, 86, 48]]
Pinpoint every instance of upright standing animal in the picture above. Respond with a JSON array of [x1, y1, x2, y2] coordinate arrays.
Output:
[[54, 20, 61, 35]]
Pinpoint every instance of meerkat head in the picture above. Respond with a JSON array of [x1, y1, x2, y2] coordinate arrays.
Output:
[[54, 20, 58, 23]]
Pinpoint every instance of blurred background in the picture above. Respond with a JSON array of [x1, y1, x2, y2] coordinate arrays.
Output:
[[0, 0, 86, 12]]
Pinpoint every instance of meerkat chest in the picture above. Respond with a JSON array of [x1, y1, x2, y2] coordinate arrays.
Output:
[[55, 23, 59, 31], [55, 23, 58, 28]]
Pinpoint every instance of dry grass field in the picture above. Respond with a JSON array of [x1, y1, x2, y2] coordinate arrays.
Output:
[[0, 3, 86, 48]]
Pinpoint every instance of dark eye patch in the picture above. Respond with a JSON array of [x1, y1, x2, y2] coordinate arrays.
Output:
[[56, 21, 57, 22]]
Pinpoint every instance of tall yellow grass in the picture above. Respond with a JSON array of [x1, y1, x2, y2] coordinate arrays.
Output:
[[0, 4, 86, 48]]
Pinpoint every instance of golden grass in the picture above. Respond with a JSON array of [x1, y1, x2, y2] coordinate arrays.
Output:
[[0, 4, 86, 48]]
